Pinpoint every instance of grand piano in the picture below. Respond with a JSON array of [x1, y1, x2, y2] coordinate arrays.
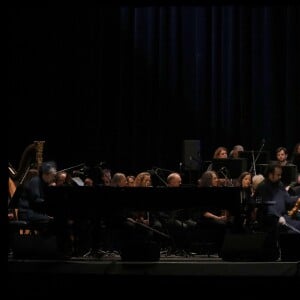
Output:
[[44, 186, 242, 219]]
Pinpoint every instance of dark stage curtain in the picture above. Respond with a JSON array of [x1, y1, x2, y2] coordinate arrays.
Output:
[[8, 6, 300, 174]]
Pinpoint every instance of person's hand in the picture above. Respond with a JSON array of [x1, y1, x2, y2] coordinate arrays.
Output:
[[278, 216, 286, 225], [218, 215, 227, 222]]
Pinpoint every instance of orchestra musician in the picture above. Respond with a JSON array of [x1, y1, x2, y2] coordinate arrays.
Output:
[[17, 161, 57, 223]]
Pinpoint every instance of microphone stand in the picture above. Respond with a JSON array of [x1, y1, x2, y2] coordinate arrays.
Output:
[[249, 140, 265, 175], [219, 168, 234, 187], [58, 163, 86, 173], [126, 218, 171, 239], [154, 167, 176, 173], [148, 168, 169, 187], [251, 150, 257, 176]]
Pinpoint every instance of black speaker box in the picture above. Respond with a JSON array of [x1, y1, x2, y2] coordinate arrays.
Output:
[[221, 232, 279, 261], [120, 241, 160, 261], [183, 140, 201, 171], [279, 233, 300, 261]]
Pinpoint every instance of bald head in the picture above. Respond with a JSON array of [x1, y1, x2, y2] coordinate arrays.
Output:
[[167, 173, 182, 187]]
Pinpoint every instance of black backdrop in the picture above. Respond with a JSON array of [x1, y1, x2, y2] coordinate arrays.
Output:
[[8, 6, 300, 175]]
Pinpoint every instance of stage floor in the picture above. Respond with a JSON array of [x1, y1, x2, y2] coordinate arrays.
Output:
[[8, 252, 300, 298], [8, 253, 300, 277]]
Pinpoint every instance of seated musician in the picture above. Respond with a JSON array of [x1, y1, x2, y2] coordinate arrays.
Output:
[[110, 172, 128, 187], [13, 161, 73, 255], [272, 146, 299, 193], [206, 146, 228, 171], [17, 161, 57, 223], [187, 171, 231, 254], [122, 172, 163, 250], [274, 146, 294, 167], [156, 173, 191, 254], [253, 163, 300, 259], [197, 171, 231, 224], [236, 171, 255, 232], [229, 145, 244, 158]]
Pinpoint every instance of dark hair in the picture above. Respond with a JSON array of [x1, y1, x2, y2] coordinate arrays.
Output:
[[238, 171, 252, 186], [264, 163, 281, 177], [275, 147, 288, 155], [199, 171, 217, 187], [39, 161, 57, 176]]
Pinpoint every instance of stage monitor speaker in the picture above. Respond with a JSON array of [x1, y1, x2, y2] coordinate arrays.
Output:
[[221, 232, 279, 261], [120, 241, 160, 261], [12, 234, 59, 259], [183, 140, 201, 171]]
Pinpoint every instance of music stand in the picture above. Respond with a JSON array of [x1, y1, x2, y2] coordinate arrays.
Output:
[[238, 151, 270, 172], [292, 153, 300, 173], [212, 158, 247, 179], [256, 164, 268, 176], [281, 165, 298, 186], [256, 164, 298, 186]]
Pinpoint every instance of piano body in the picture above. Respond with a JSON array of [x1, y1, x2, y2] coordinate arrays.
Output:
[[44, 186, 242, 219]]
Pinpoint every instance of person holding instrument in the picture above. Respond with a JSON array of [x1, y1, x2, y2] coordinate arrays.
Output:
[[288, 198, 300, 220], [253, 163, 300, 259]]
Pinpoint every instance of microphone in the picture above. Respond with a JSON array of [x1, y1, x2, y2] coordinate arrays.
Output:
[[218, 167, 233, 186], [148, 168, 168, 186], [126, 218, 171, 238], [218, 167, 228, 177], [219, 167, 229, 175], [179, 162, 183, 174]]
